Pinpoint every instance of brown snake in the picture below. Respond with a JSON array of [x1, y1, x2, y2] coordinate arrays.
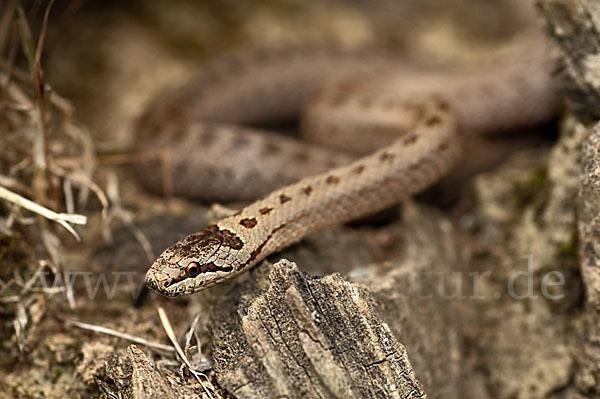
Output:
[[140, 9, 559, 296]]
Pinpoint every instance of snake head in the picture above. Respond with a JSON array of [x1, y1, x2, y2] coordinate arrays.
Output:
[[145, 224, 242, 296]]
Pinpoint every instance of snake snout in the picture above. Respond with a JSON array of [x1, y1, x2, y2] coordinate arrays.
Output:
[[144, 269, 161, 293]]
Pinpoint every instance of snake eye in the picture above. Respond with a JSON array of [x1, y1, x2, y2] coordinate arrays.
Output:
[[186, 262, 201, 278]]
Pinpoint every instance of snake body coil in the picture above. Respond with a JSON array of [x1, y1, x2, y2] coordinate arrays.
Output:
[[140, 16, 558, 296]]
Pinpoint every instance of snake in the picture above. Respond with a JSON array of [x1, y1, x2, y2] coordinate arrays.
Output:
[[138, 7, 559, 297]]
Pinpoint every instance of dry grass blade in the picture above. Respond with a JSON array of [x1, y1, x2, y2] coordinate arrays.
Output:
[[157, 307, 215, 399], [13, 303, 27, 352], [0, 60, 75, 115], [0, 185, 87, 240], [32, 0, 55, 101], [64, 318, 175, 353], [0, 0, 18, 56], [50, 164, 109, 219], [102, 172, 155, 261]]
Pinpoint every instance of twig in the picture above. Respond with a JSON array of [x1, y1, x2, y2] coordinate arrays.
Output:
[[64, 318, 175, 353], [0, 185, 86, 240]]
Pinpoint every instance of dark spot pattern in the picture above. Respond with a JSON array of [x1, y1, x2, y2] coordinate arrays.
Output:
[[263, 142, 281, 155], [179, 224, 244, 252], [227, 234, 244, 250], [240, 218, 258, 228], [259, 207, 273, 215], [293, 151, 310, 162], [438, 142, 449, 152], [425, 115, 442, 127], [326, 175, 340, 185], [279, 194, 291, 204], [301, 186, 313, 196], [436, 99, 450, 111], [352, 165, 365, 174], [379, 152, 395, 162], [402, 135, 418, 145], [161, 225, 245, 287]]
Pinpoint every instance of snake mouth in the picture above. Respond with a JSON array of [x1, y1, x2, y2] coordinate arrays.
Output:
[[145, 268, 194, 297], [145, 269, 178, 296], [144, 270, 162, 294]]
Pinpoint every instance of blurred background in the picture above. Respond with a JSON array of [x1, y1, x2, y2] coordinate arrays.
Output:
[[0, 1, 564, 398], [33, 0, 540, 150]]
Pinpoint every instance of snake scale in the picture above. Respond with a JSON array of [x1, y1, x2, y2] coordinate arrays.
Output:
[[139, 5, 559, 297]]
